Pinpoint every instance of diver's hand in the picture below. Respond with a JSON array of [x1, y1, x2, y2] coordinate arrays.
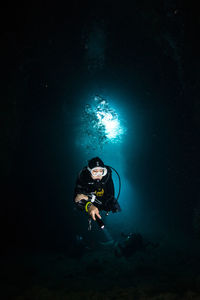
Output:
[[88, 204, 101, 221], [75, 194, 88, 202]]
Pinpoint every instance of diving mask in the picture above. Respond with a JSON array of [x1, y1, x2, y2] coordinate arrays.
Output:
[[87, 167, 107, 177]]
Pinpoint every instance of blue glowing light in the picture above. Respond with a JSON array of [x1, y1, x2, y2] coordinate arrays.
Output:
[[96, 111, 121, 140], [78, 95, 126, 151]]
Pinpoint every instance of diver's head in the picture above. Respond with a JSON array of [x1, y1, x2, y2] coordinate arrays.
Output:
[[87, 157, 107, 180]]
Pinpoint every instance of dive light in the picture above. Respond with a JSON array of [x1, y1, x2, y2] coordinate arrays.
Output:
[[95, 215, 105, 229]]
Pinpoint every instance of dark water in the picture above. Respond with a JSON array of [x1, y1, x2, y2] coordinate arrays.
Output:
[[1, 1, 200, 299]]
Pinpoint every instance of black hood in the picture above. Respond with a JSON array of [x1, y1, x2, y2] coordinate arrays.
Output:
[[88, 157, 105, 169]]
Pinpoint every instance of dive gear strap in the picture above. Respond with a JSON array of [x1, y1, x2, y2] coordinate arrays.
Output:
[[88, 217, 92, 231]]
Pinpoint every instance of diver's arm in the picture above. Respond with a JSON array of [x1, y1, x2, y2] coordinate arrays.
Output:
[[74, 178, 94, 211], [74, 190, 89, 212], [75, 194, 88, 202], [74, 196, 101, 219], [73, 170, 101, 219], [74, 191, 89, 211], [74, 189, 101, 219]]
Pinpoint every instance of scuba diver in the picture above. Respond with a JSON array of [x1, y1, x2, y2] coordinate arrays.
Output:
[[74, 157, 121, 229]]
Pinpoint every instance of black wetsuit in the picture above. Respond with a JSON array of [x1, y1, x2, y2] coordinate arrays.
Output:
[[74, 166, 120, 213]]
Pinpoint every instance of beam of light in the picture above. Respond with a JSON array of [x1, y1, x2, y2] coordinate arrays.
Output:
[[78, 95, 126, 151], [96, 111, 121, 140], [103, 227, 113, 241]]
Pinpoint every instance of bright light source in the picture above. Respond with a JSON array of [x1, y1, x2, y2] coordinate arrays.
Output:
[[97, 111, 121, 139], [78, 95, 126, 151]]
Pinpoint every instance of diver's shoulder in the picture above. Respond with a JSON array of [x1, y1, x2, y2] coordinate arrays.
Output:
[[78, 167, 90, 181], [105, 165, 112, 175]]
